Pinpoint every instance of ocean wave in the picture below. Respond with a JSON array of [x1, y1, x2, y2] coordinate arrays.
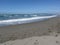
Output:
[[0, 15, 57, 26], [0, 14, 54, 20]]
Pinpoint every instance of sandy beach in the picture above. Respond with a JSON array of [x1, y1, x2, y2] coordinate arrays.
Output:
[[1, 36, 60, 45], [0, 17, 60, 45]]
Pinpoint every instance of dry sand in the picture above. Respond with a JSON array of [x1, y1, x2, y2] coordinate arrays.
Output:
[[1, 36, 60, 45], [0, 17, 60, 45]]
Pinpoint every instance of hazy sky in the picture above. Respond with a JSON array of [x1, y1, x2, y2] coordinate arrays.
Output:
[[0, 0, 60, 14]]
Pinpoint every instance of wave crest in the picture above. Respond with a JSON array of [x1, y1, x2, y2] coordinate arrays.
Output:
[[0, 15, 57, 26]]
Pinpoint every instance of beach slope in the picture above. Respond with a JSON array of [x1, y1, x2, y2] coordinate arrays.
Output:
[[0, 17, 60, 45]]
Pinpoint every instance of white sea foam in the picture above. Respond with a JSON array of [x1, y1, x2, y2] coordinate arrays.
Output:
[[31, 15, 37, 17], [0, 15, 57, 26]]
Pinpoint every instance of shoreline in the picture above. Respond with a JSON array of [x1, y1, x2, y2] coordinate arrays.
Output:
[[0, 15, 57, 27], [0, 17, 60, 43]]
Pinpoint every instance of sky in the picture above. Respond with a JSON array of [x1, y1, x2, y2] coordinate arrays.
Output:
[[0, 0, 60, 14]]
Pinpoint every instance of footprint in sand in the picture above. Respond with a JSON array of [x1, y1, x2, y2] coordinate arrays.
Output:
[[33, 40, 39, 45]]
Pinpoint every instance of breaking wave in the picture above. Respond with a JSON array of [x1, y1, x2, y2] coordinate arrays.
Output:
[[0, 15, 57, 26]]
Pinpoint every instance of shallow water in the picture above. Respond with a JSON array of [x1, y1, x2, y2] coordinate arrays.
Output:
[[0, 14, 57, 26]]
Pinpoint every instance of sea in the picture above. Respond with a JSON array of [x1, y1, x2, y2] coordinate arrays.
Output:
[[0, 13, 57, 26]]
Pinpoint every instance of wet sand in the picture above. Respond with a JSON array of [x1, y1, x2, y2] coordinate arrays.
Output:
[[0, 17, 60, 45]]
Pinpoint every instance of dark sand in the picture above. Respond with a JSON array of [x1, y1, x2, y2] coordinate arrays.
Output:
[[0, 17, 60, 44]]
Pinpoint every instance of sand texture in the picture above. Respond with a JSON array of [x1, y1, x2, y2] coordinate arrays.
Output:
[[1, 36, 60, 45], [0, 17, 60, 45]]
